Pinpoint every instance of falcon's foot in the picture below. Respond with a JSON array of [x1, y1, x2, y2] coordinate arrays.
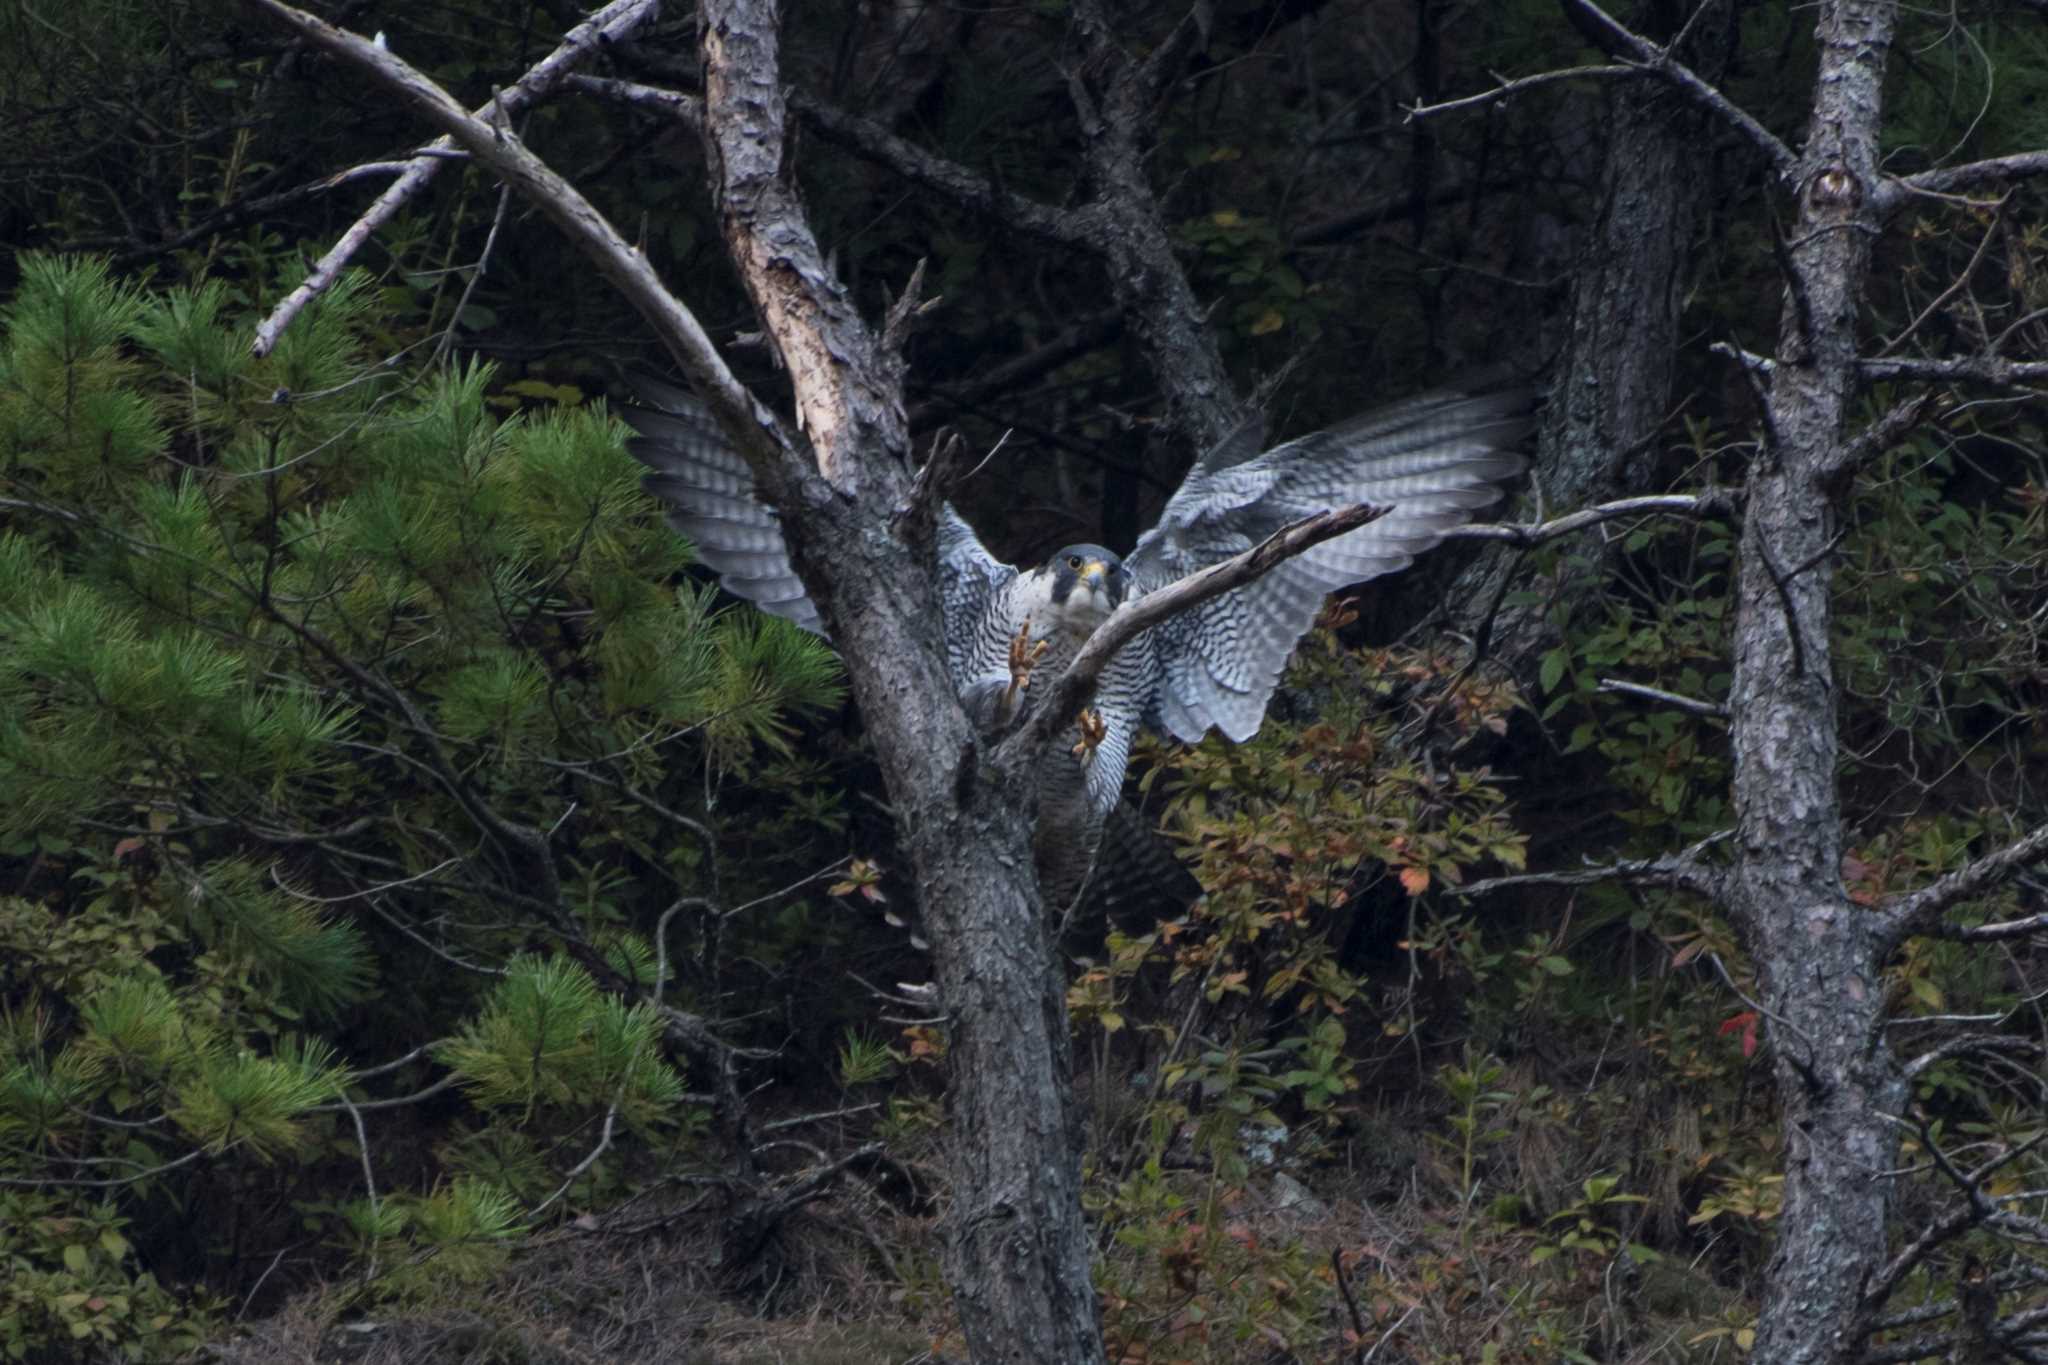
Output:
[[1072, 708, 1108, 765], [1003, 617, 1050, 715]]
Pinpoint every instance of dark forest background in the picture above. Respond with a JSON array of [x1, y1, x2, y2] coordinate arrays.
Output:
[[3, 1, 2047, 1361]]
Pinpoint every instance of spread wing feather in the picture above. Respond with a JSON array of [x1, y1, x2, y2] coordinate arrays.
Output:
[[1127, 378, 1531, 743], [936, 505, 1015, 686], [621, 375, 1011, 666], [620, 374, 826, 636]]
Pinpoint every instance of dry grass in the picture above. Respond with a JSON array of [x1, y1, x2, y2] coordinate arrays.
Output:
[[206, 1199, 938, 1365]]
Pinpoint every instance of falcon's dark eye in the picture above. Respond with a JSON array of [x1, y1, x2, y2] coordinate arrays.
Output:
[[1067, 555, 1083, 569]]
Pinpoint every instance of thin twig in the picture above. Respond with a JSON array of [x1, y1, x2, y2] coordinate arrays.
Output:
[[1407, 63, 1640, 121], [1597, 677, 1728, 719]]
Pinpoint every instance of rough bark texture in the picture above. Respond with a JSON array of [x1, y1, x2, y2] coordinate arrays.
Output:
[[1453, 0, 1724, 671], [1066, 2, 1245, 449], [1735, 5, 1907, 1361], [696, 5, 1106, 1360]]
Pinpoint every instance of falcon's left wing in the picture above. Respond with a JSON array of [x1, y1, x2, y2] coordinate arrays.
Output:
[[1126, 378, 1532, 744]]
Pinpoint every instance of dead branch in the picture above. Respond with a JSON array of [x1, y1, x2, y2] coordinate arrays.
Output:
[[1441, 490, 1739, 547], [1863, 1126, 2048, 1315], [1557, 0, 1796, 178], [1857, 356, 2048, 386], [564, 72, 704, 130], [1874, 151, 2048, 214], [249, 0, 660, 357], [1406, 63, 1642, 121], [1881, 820, 2048, 950], [1454, 830, 1731, 902], [240, 0, 781, 476], [1904, 1034, 2044, 1082], [1829, 390, 1938, 479], [1597, 677, 1728, 718], [790, 89, 1089, 247]]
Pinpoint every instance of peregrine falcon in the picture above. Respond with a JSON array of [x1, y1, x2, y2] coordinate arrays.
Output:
[[622, 375, 1530, 906]]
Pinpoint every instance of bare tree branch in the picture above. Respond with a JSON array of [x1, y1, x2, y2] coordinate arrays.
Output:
[[249, 0, 661, 357], [1828, 390, 1937, 479], [1406, 62, 1642, 122], [1452, 830, 1731, 903], [790, 89, 1090, 247], [1881, 820, 2048, 949], [241, 0, 782, 474], [1904, 1034, 2043, 1083], [1441, 490, 1740, 547], [1597, 677, 1728, 718], [1874, 152, 2048, 215], [1557, 0, 1796, 178], [566, 73, 703, 130], [1925, 911, 2048, 945], [1857, 355, 2048, 386], [1862, 1127, 2048, 1314]]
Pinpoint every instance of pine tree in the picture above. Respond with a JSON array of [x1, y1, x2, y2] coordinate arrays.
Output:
[[0, 254, 846, 1354]]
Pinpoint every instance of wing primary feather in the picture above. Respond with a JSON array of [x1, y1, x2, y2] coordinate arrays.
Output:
[[620, 373, 830, 638], [1129, 375, 1533, 746]]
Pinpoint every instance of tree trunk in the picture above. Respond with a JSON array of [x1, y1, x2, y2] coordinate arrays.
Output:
[[696, 4, 1106, 1358], [1452, 0, 1724, 670], [1734, 4, 1906, 1360]]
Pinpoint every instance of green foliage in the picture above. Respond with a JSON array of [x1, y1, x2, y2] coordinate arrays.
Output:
[[0, 1195, 214, 1363], [836, 1029, 897, 1088], [1433, 1049, 1518, 1242], [0, 255, 850, 1355], [167, 1036, 346, 1161], [1533, 515, 1734, 836], [1178, 208, 1330, 354], [438, 956, 683, 1126]]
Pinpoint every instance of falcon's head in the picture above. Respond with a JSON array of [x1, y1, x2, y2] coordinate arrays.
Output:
[[1026, 544, 1129, 632]]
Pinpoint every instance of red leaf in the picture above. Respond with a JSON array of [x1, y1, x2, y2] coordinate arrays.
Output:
[[1718, 1010, 1761, 1058]]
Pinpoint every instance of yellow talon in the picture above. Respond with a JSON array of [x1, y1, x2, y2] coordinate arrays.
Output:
[[1072, 708, 1108, 764], [1004, 617, 1050, 712]]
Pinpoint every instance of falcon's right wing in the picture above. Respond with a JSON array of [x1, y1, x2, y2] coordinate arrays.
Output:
[[620, 373, 826, 637], [621, 375, 1013, 679]]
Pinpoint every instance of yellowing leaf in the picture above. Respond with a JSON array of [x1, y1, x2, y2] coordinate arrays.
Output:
[[1250, 309, 1286, 336]]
